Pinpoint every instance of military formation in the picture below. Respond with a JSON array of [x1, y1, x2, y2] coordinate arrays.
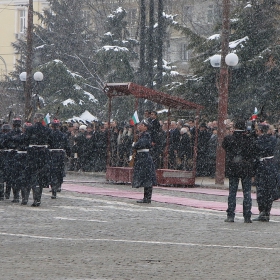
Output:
[[0, 113, 70, 207]]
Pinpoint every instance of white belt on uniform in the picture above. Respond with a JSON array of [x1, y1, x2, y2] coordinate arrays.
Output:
[[49, 149, 64, 151], [29, 145, 48, 148], [17, 151, 27, 154], [137, 149, 149, 153], [259, 156, 274, 161]]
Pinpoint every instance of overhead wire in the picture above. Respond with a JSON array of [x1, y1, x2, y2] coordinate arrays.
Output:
[[0, 0, 15, 14]]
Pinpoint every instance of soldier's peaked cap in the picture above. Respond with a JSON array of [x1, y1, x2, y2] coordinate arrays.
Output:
[[13, 118, 22, 126], [2, 124, 11, 131], [52, 119, 60, 125], [23, 122, 32, 128], [141, 119, 151, 128]]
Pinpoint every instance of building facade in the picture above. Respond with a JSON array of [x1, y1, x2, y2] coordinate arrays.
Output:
[[0, 0, 220, 80], [0, 0, 49, 79]]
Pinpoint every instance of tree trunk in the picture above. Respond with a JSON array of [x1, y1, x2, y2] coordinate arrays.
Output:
[[147, 0, 154, 89]]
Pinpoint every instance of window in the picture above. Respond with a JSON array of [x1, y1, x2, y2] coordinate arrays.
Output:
[[207, 5, 214, 24], [207, 4, 220, 24], [82, 10, 91, 27], [127, 9, 137, 27], [181, 44, 189, 61], [19, 9, 26, 33]]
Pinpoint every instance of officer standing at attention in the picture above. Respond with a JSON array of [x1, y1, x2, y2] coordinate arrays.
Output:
[[132, 119, 157, 203], [24, 113, 52, 207], [253, 122, 278, 222], [222, 119, 257, 223], [49, 119, 70, 199]]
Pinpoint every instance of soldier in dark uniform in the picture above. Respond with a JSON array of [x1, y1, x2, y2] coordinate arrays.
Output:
[[49, 119, 70, 199], [17, 122, 32, 205], [222, 120, 257, 223], [0, 123, 9, 200], [132, 120, 157, 203], [253, 123, 278, 222], [24, 113, 52, 207], [0, 124, 12, 200], [2, 118, 24, 202]]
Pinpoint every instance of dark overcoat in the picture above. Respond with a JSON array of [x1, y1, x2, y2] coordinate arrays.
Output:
[[132, 131, 157, 188], [222, 130, 256, 178], [255, 134, 279, 201], [25, 122, 52, 187], [49, 129, 70, 185]]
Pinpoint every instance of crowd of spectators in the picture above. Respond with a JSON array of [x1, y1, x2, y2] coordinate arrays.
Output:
[[61, 110, 218, 176], [60, 111, 280, 177]]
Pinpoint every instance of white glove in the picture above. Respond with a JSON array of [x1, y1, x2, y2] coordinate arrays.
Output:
[[132, 142, 135, 147], [129, 155, 133, 161]]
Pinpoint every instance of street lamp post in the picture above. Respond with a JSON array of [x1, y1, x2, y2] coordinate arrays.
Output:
[[208, 0, 231, 185], [210, 52, 238, 185], [209, 0, 240, 185], [19, 71, 44, 119]]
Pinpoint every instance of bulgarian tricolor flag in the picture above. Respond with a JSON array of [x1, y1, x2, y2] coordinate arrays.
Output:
[[250, 107, 258, 121], [42, 113, 51, 126], [129, 111, 139, 125]]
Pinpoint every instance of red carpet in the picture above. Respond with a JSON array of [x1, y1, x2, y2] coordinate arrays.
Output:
[[62, 184, 280, 216], [156, 186, 257, 199]]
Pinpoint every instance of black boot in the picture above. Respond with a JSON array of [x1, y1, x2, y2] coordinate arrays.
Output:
[[5, 184, 11, 199], [244, 217, 252, 223], [31, 200, 41, 207], [51, 189, 57, 199], [137, 198, 151, 203], [137, 187, 152, 204], [12, 189, 20, 203], [252, 212, 269, 222], [224, 216, 234, 222], [32, 185, 42, 206], [146, 187, 153, 202], [0, 183, 4, 200], [21, 186, 30, 205]]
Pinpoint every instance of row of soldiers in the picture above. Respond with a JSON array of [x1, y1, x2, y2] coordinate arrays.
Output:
[[0, 113, 70, 206]]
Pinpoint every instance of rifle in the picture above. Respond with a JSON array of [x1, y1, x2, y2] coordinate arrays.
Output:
[[129, 128, 138, 167], [54, 106, 60, 120], [258, 105, 266, 122], [8, 111, 12, 123]]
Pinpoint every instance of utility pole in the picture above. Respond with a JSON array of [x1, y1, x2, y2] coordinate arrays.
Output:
[[138, 0, 146, 117], [215, 0, 230, 185], [139, 0, 146, 87], [24, 0, 33, 122], [156, 0, 164, 89]]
